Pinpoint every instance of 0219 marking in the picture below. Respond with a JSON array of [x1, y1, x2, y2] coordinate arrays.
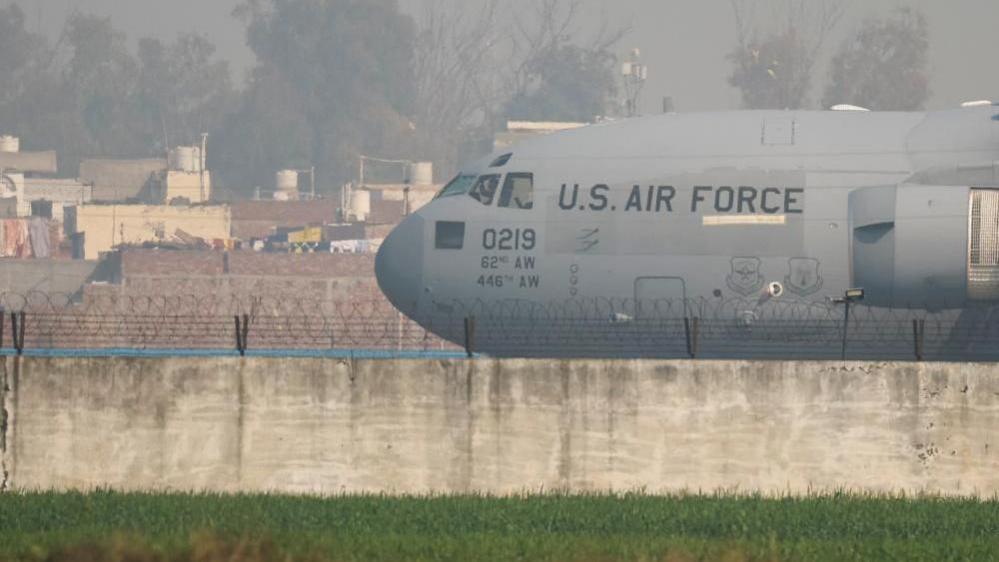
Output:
[[483, 228, 536, 251]]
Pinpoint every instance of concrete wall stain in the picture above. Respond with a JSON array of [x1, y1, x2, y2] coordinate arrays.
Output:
[[3, 358, 20, 493], [438, 361, 472, 492], [557, 361, 573, 489], [0, 358, 8, 492]]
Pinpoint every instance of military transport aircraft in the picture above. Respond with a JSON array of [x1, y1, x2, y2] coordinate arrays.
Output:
[[376, 105, 999, 358]]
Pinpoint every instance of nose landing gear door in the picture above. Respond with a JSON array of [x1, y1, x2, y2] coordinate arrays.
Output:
[[635, 277, 688, 319]]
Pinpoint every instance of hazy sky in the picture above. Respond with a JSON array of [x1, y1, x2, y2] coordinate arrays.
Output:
[[10, 0, 999, 112]]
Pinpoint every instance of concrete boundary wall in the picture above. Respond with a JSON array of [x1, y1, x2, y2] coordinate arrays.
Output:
[[1, 357, 998, 496]]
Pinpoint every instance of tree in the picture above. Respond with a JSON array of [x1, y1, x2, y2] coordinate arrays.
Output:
[[0, 3, 62, 155], [0, 7, 236, 175], [727, 0, 843, 109], [822, 8, 929, 111], [217, 0, 419, 194], [505, 43, 617, 122], [136, 34, 235, 153], [0, 4, 48, 108], [2, 12, 147, 174], [504, 0, 623, 123], [63, 13, 144, 156], [410, 0, 507, 176], [408, 0, 626, 180]]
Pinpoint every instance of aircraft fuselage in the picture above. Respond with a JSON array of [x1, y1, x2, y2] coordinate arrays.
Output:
[[376, 108, 999, 356]]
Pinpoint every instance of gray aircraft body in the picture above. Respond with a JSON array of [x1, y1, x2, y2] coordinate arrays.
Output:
[[376, 106, 999, 358]]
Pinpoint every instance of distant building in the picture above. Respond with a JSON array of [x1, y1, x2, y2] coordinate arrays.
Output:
[[346, 160, 440, 223], [79, 158, 167, 202], [161, 145, 212, 203], [356, 184, 438, 216], [78, 145, 212, 205], [74, 141, 221, 259], [0, 173, 92, 222], [0, 135, 91, 222], [0, 136, 57, 174], [76, 204, 231, 260], [230, 199, 337, 241]]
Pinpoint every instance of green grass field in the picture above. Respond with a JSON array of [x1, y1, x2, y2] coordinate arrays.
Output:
[[0, 491, 997, 562]]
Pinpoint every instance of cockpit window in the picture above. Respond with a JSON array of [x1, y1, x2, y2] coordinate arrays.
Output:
[[498, 173, 534, 210], [436, 174, 476, 199], [490, 153, 513, 168], [468, 174, 501, 205], [435, 221, 465, 250]]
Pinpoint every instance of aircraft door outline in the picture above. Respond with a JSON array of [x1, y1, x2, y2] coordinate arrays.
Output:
[[634, 276, 688, 319]]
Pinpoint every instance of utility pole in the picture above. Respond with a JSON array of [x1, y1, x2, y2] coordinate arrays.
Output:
[[199, 133, 209, 202], [622, 48, 649, 117]]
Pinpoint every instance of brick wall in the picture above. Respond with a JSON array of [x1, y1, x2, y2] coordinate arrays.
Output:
[[110, 249, 385, 307], [231, 200, 338, 240], [368, 200, 405, 225], [122, 249, 224, 277], [229, 200, 402, 241], [229, 252, 374, 278], [120, 250, 376, 279]]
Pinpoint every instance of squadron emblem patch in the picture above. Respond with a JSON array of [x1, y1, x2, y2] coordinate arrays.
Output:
[[785, 258, 824, 297], [726, 257, 765, 297]]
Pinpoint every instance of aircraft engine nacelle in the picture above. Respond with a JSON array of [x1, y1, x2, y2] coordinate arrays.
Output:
[[850, 184, 999, 309]]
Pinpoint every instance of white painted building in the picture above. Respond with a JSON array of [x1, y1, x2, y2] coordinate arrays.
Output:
[[0, 136, 92, 221]]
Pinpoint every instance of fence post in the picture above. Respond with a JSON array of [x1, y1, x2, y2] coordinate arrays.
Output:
[[234, 315, 245, 357], [840, 301, 851, 361], [11, 312, 25, 356], [684, 317, 699, 359], [912, 319, 925, 362], [0, 307, 4, 351], [241, 314, 250, 355], [463, 317, 476, 358], [18, 312, 25, 355]]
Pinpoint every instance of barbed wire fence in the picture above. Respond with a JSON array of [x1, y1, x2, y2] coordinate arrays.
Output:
[[2, 291, 999, 361], [0, 292, 456, 357], [424, 296, 999, 361]]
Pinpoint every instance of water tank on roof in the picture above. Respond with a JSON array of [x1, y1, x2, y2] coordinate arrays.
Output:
[[351, 189, 371, 222], [276, 169, 299, 196], [171, 146, 200, 172], [408, 162, 433, 186], [0, 135, 20, 153]]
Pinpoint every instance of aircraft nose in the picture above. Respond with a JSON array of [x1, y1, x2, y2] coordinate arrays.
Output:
[[375, 214, 425, 317]]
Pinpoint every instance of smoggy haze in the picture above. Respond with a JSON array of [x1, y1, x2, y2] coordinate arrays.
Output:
[[9, 0, 999, 112]]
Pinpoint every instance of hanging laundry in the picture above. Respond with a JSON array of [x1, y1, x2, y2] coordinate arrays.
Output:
[[28, 217, 50, 259], [15, 219, 30, 258], [3, 219, 29, 258], [330, 240, 360, 254]]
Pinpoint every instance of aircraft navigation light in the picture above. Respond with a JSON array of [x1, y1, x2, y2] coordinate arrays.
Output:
[[830, 288, 865, 305], [767, 282, 785, 299]]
